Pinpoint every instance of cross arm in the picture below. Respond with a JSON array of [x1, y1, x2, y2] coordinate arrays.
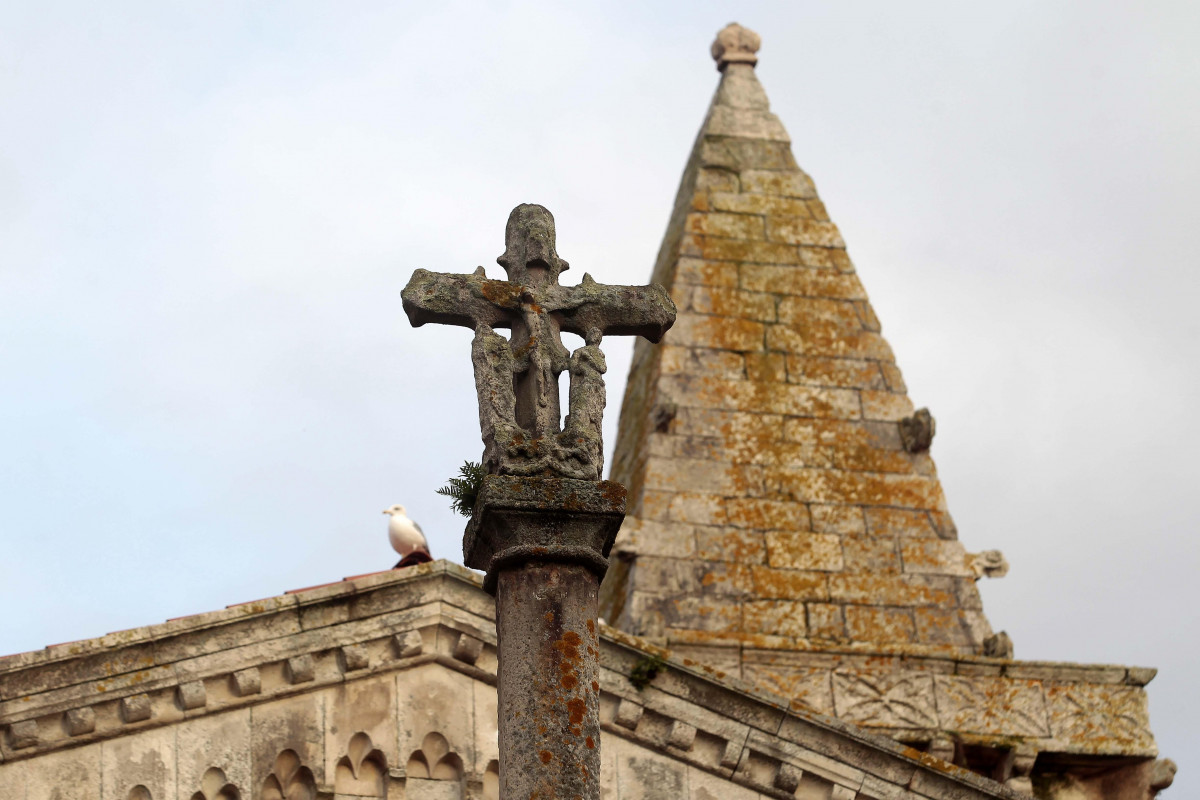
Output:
[[554, 275, 677, 343], [402, 268, 514, 331]]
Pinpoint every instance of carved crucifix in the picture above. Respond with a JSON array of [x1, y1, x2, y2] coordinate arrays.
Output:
[[402, 204, 676, 480]]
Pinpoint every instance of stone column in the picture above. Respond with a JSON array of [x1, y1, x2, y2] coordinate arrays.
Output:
[[465, 475, 625, 800]]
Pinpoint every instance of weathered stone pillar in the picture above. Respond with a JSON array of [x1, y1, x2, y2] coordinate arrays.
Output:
[[465, 475, 625, 800]]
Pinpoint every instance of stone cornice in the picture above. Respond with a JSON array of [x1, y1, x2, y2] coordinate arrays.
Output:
[[0, 561, 1021, 800]]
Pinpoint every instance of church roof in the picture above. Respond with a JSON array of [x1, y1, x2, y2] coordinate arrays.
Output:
[[599, 21, 1159, 782], [604, 21, 987, 656], [0, 560, 1019, 800]]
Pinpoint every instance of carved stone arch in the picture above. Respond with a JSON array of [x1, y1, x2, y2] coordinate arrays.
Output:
[[482, 759, 499, 800], [128, 787, 153, 800], [190, 766, 241, 800], [261, 749, 316, 800], [334, 731, 388, 797], [405, 731, 463, 780]]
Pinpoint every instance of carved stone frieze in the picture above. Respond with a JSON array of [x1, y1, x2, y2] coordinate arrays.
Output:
[[933, 675, 1051, 738], [831, 671, 937, 728], [1043, 683, 1154, 752]]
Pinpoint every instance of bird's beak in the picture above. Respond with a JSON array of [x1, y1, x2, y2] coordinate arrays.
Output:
[[381, 510, 389, 515]]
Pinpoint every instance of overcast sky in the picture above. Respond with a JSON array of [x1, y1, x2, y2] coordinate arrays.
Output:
[[1, 1, 1196, 790]]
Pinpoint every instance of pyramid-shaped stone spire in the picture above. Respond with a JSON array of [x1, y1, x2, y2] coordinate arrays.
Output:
[[602, 23, 995, 663]]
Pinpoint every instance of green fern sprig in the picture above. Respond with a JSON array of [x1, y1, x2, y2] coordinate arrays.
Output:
[[436, 460, 486, 517]]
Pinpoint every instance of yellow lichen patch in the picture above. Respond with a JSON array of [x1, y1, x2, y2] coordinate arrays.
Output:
[[845, 605, 916, 644], [749, 566, 829, 601], [764, 532, 844, 571], [742, 599, 808, 638]]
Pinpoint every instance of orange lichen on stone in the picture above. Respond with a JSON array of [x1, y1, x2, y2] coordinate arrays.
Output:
[[598, 38, 1012, 759]]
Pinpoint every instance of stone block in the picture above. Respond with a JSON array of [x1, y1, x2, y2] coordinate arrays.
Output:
[[671, 407, 783, 442], [668, 493, 727, 525], [340, 643, 370, 672], [878, 362, 906, 393], [854, 300, 881, 331], [642, 457, 762, 497], [177, 707, 253, 797], [695, 527, 766, 564], [698, 563, 756, 597], [776, 295, 862, 330], [324, 675, 399, 779], [622, 518, 696, 558], [661, 595, 743, 633], [831, 670, 937, 728], [744, 351, 787, 382], [699, 138, 797, 171], [806, 603, 847, 641], [392, 630, 425, 660], [740, 169, 818, 198], [811, 504, 866, 535], [1005, 663, 1127, 684], [613, 740, 690, 800], [674, 256, 739, 287], [231, 667, 261, 697], [685, 211, 766, 240], [913, 608, 973, 647], [706, 105, 791, 141], [694, 168, 739, 193], [742, 600, 807, 638], [726, 498, 811, 531], [775, 762, 803, 792], [749, 566, 829, 600], [101, 725, 176, 800], [765, 468, 944, 511], [767, 217, 845, 247], [861, 391, 914, 422], [668, 312, 765, 351], [660, 375, 861, 419], [786, 356, 886, 390], [632, 557, 700, 594], [472, 679, 499, 774], [682, 234, 801, 266], [807, 199, 831, 222], [767, 324, 895, 361], [665, 346, 746, 379], [865, 507, 937, 538], [176, 680, 207, 711], [120, 693, 152, 724], [396, 665, 478, 779], [29, 742, 101, 800], [932, 675, 1050, 737], [452, 634, 484, 665], [741, 265, 867, 300], [1126, 667, 1158, 686], [845, 606, 916, 644], [710, 192, 812, 217], [285, 655, 315, 684], [900, 540, 971, 577], [8, 719, 37, 749], [615, 698, 644, 730], [796, 246, 842, 269], [63, 706, 95, 736], [765, 532, 844, 571], [828, 574, 955, 607], [667, 720, 697, 750], [841, 535, 901, 572], [690, 286, 778, 322]]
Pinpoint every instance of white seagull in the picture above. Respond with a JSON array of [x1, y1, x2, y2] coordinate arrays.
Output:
[[383, 504, 431, 564]]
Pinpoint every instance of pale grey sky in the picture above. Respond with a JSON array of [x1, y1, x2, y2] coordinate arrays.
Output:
[[1, 1, 1196, 790]]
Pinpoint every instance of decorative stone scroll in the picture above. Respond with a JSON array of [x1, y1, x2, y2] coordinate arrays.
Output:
[[403, 204, 676, 481]]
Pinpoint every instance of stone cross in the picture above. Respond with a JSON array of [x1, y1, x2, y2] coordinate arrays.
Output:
[[402, 203, 676, 480], [402, 204, 675, 800]]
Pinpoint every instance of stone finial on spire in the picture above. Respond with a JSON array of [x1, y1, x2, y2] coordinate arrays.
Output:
[[711, 22, 761, 71]]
